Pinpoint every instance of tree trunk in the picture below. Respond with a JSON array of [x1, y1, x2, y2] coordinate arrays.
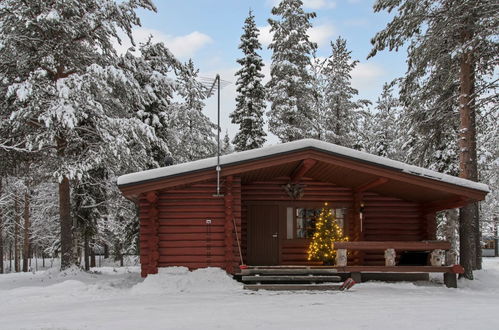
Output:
[[474, 203, 482, 270], [444, 209, 459, 254], [0, 178, 3, 274], [494, 217, 499, 258], [9, 242, 12, 272], [22, 190, 30, 272], [90, 239, 96, 268], [14, 193, 20, 272], [458, 26, 480, 279], [83, 233, 90, 271], [59, 176, 73, 270], [104, 243, 109, 259], [0, 212, 3, 274]]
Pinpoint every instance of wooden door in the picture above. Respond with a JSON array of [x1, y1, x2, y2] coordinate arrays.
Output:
[[247, 205, 280, 265]]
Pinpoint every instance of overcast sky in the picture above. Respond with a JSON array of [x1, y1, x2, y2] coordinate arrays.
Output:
[[117, 0, 407, 144]]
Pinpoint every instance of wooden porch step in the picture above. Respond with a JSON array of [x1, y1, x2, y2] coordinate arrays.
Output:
[[244, 284, 342, 291], [240, 268, 339, 276], [242, 275, 341, 282]]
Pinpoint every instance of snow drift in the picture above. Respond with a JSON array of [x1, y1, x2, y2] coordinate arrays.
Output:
[[131, 267, 242, 295]]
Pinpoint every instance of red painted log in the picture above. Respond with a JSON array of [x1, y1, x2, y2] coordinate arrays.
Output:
[[224, 176, 235, 273]]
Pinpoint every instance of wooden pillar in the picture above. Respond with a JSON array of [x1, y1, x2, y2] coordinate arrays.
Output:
[[444, 250, 458, 288], [224, 176, 234, 273], [146, 191, 159, 276], [351, 272, 362, 283]]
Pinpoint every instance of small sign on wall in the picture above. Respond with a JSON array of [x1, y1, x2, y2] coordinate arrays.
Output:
[[206, 219, 212, 225]]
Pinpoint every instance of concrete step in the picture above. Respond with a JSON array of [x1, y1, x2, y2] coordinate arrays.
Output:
[[242, 275, 341, 282], [244, 284, 342, 291]]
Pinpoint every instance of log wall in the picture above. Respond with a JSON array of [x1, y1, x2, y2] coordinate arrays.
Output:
[[241, 178, 430, 266], [138, 176, 432, 275], [362, 193, 427, 265], [139, 178, 241, 276]]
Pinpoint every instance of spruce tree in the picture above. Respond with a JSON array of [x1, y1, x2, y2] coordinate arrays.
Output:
[[231, 10, 266, 151], [173, 59, 217, 162], [221, 131, 234, 155], [365, 83, 401, 159], [369, 0, 498, 278], [266, 0, 317, 142], [319, 37, 369, 148]]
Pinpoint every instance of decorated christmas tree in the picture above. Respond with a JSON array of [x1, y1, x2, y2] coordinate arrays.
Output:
[[307, 203, 348, 264]]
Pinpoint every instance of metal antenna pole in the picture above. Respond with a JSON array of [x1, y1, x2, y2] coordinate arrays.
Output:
[[203, 74, 230, 197], [216, 74, 221, 196]]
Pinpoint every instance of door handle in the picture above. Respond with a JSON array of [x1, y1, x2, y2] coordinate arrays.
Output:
[[272, 233, 278, 238]]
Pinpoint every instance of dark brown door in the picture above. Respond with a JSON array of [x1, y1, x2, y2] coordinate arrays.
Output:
[[247, 205, 280, 265]]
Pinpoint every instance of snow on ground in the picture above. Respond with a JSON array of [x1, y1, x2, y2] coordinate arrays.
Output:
[[1, 259, 499, 330]]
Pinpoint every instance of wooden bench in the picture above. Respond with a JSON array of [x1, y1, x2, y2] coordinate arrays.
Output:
[[332, 241, 464, 288]]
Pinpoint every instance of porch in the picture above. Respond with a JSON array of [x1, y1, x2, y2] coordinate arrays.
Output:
[[237, 240, 463, 289]]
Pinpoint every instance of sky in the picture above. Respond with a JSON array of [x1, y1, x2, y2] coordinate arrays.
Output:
[[116, 0, 408, 144]]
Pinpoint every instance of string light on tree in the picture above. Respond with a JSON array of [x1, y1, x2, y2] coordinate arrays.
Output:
[[307, 202, 349, 264]]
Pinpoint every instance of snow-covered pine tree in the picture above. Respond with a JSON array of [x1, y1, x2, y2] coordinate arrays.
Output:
[[0, 179, 3, 273], [221, 130, 234, 155], [369, 0, 498, 278], [364, 82, 401, 159], [309, 56, 329, 140], [28, 182, 60, 262], [0, 0, 159, 270], [121, 39, 182, 168], [395, 52, 462, 256], [478, 108, 499, 244], [266, 0, 317, 142], [97, 176, 139, 267], [173, 59, 217, 162], [231, 10, 266, 151], [319, 37, 369, 149], [72, 169, 108, 271]]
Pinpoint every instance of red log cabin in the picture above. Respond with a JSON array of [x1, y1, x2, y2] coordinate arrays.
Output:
[[117, 139, 489, 278]]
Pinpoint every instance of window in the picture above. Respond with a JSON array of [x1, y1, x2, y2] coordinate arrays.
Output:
[[286, 206, 346, 239], [296, 208, 320, 238]]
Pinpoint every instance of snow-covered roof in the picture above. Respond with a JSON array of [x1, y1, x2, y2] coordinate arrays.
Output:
[[117, 139, 489, 193]]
